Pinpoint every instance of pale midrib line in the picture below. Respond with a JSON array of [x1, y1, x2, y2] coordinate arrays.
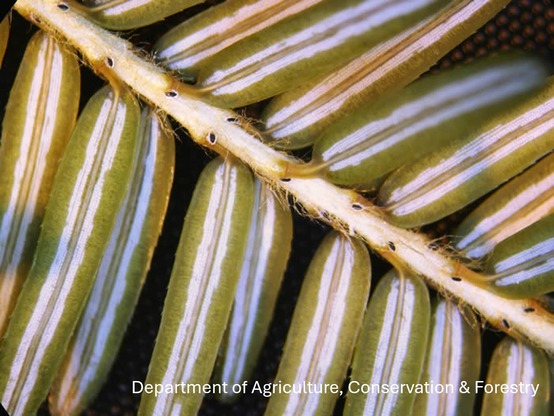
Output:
[[67, 111, 153, 404], [439, 302, 453, 416], [264, 0, 479, 135], [386, 105, 554, 213], [510, 342, 524, 414], [163, 0, 321, 67], [202, 0, 415, 93], [221, 180, 263, 384], [372, 275, 406, 415], [459, 173, 554, 258], [13, 0, 554, 356], [320, 63, 536, 169], [88, 0, 149, 14], [493, 244, 553, 282], [165, 161, 233, 415], [5, 91, 119, 414], [292, 237, 347, 415], [0, 44, 48, 268], [0, 36, 54, 305]]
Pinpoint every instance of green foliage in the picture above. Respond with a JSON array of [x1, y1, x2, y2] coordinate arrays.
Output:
[[1, 0, 552, 414]]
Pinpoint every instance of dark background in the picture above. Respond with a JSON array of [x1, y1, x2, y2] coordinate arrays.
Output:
[[0, 1, 552, 415]]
